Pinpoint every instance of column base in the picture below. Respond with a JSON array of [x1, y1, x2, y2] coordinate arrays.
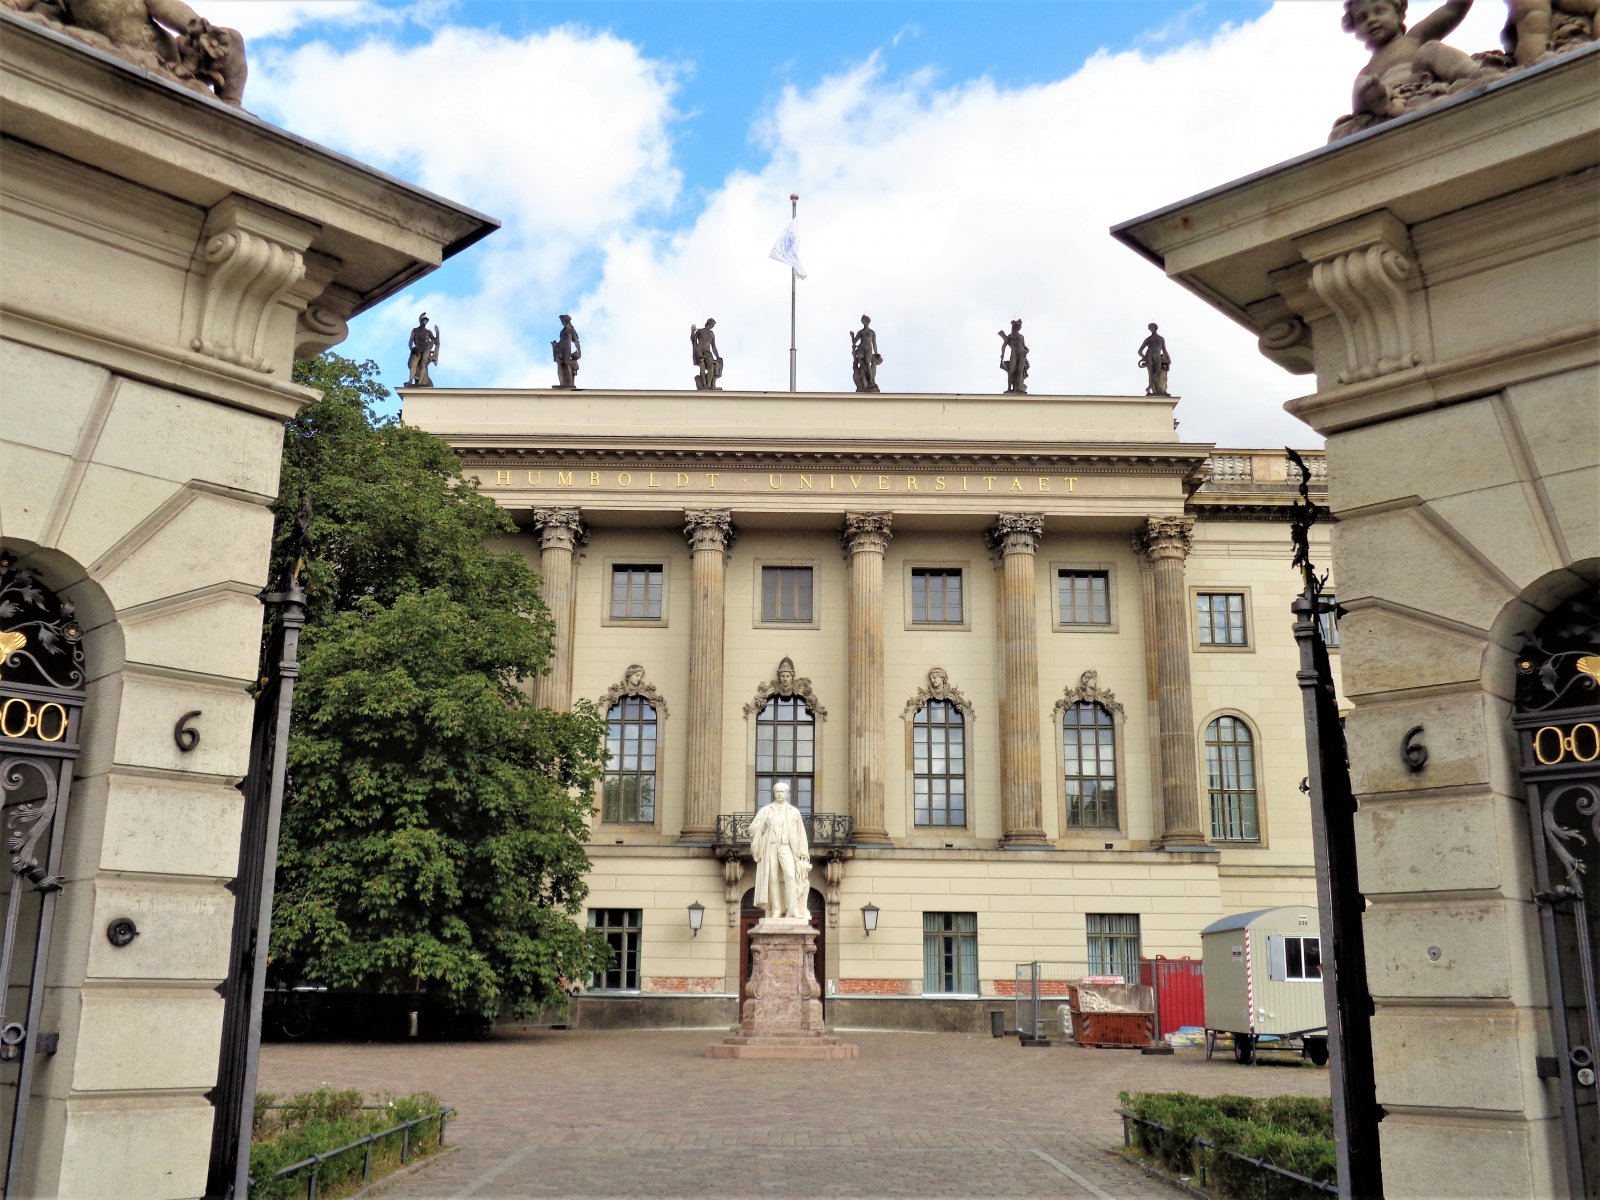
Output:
[[1001, 832, 1051, 848], [677, 826, 716, 844], [851, 828, 892, 846]]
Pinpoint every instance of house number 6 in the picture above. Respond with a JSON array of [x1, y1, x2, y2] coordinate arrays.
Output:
[[174, 710, 202, 752]]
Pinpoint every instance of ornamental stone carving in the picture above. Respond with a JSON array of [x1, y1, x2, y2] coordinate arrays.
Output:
[[986, 513, 1043, 560], [902, 667, 975, 720], [1053, 670, 1126, 720], [684, 508, 736, 554], [189, 197, 314, 373], [532, 506, 588, 552], [744, 656, 827, 719], [600, 663, 669, 718], [1294, 212, 1425, 386], [1133, 515, 1194, 563], [840, 511, 893, 555]]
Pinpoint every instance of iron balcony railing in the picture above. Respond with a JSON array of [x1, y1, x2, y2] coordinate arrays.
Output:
[[715, 812, 854, 849]]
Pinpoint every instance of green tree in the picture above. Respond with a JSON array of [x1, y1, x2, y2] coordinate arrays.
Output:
[[268, 354, 609, 1017]]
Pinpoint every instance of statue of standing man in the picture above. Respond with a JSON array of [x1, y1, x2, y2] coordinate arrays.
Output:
[[997, 319, 1029, 394], [552, 314, 581, 389], [690, 319, 723, 390], [406, 313, 440, 387], [1138, 322, 1171, 395], [749, 781, 811, 920], [850, 315, 881, 393]]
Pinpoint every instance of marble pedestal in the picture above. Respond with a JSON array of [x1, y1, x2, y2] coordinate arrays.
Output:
[[706, 919, 858, 1059]]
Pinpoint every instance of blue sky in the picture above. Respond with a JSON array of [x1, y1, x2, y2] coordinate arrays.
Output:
[[217, 0, 1511, 444]]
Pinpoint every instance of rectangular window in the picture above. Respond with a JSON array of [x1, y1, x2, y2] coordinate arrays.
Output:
[[761, 566, 814, 623], [1196, 592, 1249, 646], [1058, 569, 1111, 625], [911, 568, 963, 624], [1319, 594, 1341, 648], [913, 701, 967, 827], [1268, 934, 1323, 982], [609, 564, 663, 620], [923, 912, 978, 994], [1086, 913, 1141, 982], [588, 909, 642, 990]]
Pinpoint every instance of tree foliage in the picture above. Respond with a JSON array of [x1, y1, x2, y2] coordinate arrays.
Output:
[[268, 355, 608, 1016]]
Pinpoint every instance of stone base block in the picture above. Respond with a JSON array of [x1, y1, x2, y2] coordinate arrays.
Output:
[[705, 1034, 859, 1060]]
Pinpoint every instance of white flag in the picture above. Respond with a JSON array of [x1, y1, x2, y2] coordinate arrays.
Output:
[[769, 220, 807, 279]]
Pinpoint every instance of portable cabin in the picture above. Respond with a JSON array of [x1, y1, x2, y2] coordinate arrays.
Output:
[[1199, 905, 1328, 1064]]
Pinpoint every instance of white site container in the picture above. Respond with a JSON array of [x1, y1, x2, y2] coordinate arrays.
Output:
[[1199, 905, 1328, 1063]]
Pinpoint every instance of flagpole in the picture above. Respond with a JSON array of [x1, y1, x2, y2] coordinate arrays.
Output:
[[788, 193, 798, 392]]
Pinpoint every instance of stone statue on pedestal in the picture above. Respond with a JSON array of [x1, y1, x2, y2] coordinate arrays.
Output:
[[690, 319, 723, 390], [552, 315, 580, 389], [850, 316, 881, 393], [405, 313, 439, 387], [1138, 323, 1171, 395], [749, 781, 811, 919], [998, 319, 1029, 394]]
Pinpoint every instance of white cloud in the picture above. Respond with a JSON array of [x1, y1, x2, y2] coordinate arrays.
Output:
[[202, 0, 414, 42]]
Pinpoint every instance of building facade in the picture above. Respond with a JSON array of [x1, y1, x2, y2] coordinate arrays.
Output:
[[405, 386, 1332, 1031]]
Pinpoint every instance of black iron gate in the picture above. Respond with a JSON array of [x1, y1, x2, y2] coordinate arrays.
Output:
[[1513, 593, 1599, 1199], [1286, 451, 1383, 1200], [0, 551, 85, 1196]]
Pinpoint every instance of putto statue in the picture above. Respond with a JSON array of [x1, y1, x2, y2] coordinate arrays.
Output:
[[1138, 323, 1172, 396], [850, 315, 882, 393], [4, 0, 248, 104], [551, 315, 580, 390], [997, 319, 1029, 395], [690, 319, 723, 390], [749, 781, 811, 920], [1331, 0, 1490, 139], [405, 313, 440, 388]]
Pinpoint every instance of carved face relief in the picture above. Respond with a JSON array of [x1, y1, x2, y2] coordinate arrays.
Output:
[[928, 668, 949, 698], [1349, 0, 1402, 48], [624, 664, 645, 688]]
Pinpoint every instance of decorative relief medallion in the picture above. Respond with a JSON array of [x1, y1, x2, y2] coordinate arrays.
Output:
[[531, 507, 588, 552], [840, 512, 893, 555], [684, 509, 737, 554], [902, 667, 975, 721], [743, 656, 826, 719], [985, 512, 1043, 559], [600, 663, 669, 718], [1053, 670, 1125, 721], [1133, 515, 1193, 563]]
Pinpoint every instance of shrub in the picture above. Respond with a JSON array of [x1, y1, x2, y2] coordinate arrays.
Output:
[[1119, 1091, 1335, 1200], [249, 1089, 447, 1200]]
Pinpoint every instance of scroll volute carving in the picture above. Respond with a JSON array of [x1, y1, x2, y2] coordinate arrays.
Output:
[[189, 197, 317, 375]]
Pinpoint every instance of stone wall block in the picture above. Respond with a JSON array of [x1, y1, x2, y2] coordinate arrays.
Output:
[[1377, 1113, 1558, 1200], [1325, 397, 1519, 513], [1355, 791, 1535, 899], [93, 379, 287, 498], [1336, 605, 1487, 697], [111, 674, 254, 780], [0, 443, 71, 543], [99, 773, 244, 879], [96, 492, 275, 613], [55, 469, 195, 574], [1369, 1007, 1530, 1113], [1332, 509, 1512, 635], [1345, 692, 1489, 796], [1428, 485, 1560, 594], [84, 880, 234, 983], [1543, 465, 1600, 561], [1362, 899, 1516, 1001], [57, 1097, 213, 1200], [0, 340, 111, 456], [120, 588, 263, 682], [1505, 367, 1600, 480], [70, 988, 224, 1092]]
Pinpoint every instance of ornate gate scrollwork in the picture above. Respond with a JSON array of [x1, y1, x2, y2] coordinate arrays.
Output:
[[0, 551, 85, 1194], [1513, 591, 1600, 1199]]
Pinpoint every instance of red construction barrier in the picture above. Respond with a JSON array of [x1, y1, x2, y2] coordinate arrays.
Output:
[[1140, 957, 1205, 1038]]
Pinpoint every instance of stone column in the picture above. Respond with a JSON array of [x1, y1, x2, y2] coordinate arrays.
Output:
[[1134, 515, 1206, 847], [681, 509, 736, 840], [987, 513, 1047, 846], [531, 507, 587, 711], [841, 513, 893, 844]]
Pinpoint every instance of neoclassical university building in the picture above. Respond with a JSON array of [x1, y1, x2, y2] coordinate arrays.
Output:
[[406, 385, 1332, 1029]]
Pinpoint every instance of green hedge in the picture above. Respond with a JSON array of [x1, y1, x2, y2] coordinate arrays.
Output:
[[1118, 1091, 1335, 1200], [249, 1088, 447, 1200]]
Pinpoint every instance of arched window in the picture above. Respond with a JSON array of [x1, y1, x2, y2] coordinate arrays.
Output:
[[603, 697, 658, 823], [1062, 702, 1118, 828], [756, 697, 814, 815], [1205, 715, 1259, 841], [913, 700, 967, 826]]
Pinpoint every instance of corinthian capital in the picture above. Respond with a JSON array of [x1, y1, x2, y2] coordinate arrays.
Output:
[[683, 508, 736, 553], [986, 512, 1043, 558], [532, 506, 588, 552], [1134, 515, 1194, 563], [840, 512, 893, 555]]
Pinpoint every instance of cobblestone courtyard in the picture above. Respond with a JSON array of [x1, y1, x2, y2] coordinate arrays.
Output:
[[259, 1028, 1328, 1199]]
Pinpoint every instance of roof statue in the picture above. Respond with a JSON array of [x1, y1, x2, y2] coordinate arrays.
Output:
[[1138, 323, 1171, 396], [552, 315, 580, 390], [4, 0, 248, 104], [850, 315, 882, 393], [1330, 0, 1597, 141], [997, 319, 1029, 395], [690, 319, 723, 390], [405, 313, 440, 388]]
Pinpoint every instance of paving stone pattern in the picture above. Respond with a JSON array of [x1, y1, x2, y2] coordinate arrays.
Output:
[[258, 1030, 1327, 1199]]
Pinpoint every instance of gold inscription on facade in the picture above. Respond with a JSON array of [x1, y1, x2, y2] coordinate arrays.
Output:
[[0, 696, 69, 742], [1532, 722, 1600, 765], [480, 470, 1081, 495]]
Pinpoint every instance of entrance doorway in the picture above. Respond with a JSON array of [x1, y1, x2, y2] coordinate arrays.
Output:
[[739, 887, 825, 1006]]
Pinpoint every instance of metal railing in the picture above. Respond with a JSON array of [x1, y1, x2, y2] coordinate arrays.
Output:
[[714, 812, 854, 848], [1117, 1108, 1337, 1198], [255, 1108, 454, 1199]]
